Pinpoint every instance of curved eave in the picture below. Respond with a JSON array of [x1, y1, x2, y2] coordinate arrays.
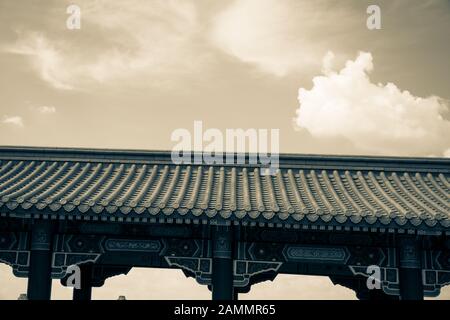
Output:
[[0, 206, 447, 236], [0, 146, 448, 235]]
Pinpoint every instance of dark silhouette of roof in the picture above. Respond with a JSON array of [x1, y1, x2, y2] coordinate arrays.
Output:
[[0, 146, 448, 234]]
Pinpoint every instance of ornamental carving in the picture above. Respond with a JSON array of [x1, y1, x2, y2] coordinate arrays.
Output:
[[104, 239, 161, 252], [283, 245, 350, 263]]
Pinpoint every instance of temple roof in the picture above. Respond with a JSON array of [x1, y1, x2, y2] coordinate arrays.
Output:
[[0, 146, 449, 234]]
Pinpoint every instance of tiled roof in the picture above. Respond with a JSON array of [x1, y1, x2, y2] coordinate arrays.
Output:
[[0, 146, 449, 233]]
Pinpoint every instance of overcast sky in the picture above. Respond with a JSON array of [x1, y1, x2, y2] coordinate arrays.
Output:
[[0, 0, 449, 299]]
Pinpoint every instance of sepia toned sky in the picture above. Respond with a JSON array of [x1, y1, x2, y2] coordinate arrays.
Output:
[[0, 0, 449, 299]]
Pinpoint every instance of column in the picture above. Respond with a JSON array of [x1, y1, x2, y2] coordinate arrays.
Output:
[[73, 264, 93, 300], [27, 220, 53, 300], [357, 287, 400, 300], [398, 236, 424, 300], [211, 226, 233, 300]]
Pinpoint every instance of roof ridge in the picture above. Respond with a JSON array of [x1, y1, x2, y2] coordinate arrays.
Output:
[[0, 145, 449, 170]]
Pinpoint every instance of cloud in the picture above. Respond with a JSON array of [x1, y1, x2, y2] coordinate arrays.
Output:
[[5, 34, 74, 90], [3, 0, 201, 89], [295, 51, 450, 157], [210, 0, 356, 76], [37, 106, 56, 114], [2, 116, 24, 127]]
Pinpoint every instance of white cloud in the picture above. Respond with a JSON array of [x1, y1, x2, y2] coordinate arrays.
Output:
[[5, 34, 74, 90], [2, 116, 24, 127], [4, 0, 200, 89], [37, 106, 56, 114], [210, 0, 355, 76], [295, 51, 450, 157]]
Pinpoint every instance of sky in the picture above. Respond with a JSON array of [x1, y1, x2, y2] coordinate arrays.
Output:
[[0, 0, 449, 299]]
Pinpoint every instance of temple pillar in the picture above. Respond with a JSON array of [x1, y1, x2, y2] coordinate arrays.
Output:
[[211, 226, 233, 300], [27, 220, 53, 300], [398, 237, 424, 300], [356, 287, 399, 300], [73, 264, 93, 300]]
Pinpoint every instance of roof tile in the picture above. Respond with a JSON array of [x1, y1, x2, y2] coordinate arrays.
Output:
[[0, 148, 448, 232]]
